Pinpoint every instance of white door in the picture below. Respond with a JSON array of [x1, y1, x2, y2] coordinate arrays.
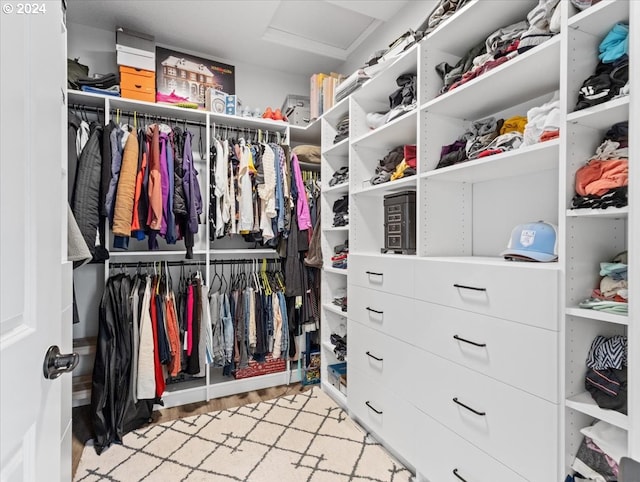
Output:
[[1, 2, 72, 481]]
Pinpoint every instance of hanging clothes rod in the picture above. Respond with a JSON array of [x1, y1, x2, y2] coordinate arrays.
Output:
[[109, 108, 207, 128], [69, 103, 104, 113], [110, 258, 280, 268], [210, 124, 288, 144]]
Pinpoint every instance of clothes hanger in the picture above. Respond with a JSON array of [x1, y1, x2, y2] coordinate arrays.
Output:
[[198, 124, 205, 159]]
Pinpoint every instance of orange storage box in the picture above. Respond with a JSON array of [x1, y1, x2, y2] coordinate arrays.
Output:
[[120, 66, 155, 102]]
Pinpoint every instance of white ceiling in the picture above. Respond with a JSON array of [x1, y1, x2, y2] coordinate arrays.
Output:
[[66, 0, 409, 76]]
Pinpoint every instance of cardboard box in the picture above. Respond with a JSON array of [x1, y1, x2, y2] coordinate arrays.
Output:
[[225, 94, 241, 116], [206, 89, 227, 114], [282, 94, 311, 126]]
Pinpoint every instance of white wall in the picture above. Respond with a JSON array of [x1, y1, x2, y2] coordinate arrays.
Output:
[[67, 21, 309, 112], [339, 0, 437, 75]]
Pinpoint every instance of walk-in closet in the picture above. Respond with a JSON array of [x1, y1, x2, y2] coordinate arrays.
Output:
[[0, 1, 637, 481]]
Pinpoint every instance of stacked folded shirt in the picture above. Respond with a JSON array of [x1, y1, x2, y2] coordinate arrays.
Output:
[[329, 166, 348, 187], [365, 74, 417, 131], [572, 121, 628, 210], [435, 0, 561, 96], [331, 240, 348, 269], [583, 334, 628, 414], [332, 196, 348, 227], [436, 93, 560, 170], [571, 419, 627, 481], [575, 23, 629, 111], [330, 333, 347, 361], [332, 296, 347, 312], [579, 251, 628, 315], [371, 145, 416, 185], [334, 115, 350, 144]]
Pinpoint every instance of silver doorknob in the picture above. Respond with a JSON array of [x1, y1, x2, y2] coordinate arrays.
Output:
[[43, 345, 79, 380]]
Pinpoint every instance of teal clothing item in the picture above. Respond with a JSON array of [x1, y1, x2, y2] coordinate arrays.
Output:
[[599, 262, 628, 280], [599, 23, 628, 64]]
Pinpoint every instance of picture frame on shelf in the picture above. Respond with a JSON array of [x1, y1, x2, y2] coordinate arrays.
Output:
[[156, 46, 235, 108]]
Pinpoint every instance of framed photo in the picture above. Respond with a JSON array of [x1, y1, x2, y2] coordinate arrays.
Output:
[[156, 46, 235, 108]]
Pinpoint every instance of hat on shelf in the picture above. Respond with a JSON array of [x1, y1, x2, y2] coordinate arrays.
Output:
[[501, 221, 558, 262]]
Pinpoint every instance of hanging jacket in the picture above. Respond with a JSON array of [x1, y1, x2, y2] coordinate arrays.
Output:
[[131, 129, 148, 238], [237, 139, 254, 232], [146, 124, 163, 230], [291, 153, 312, 230], [172, 127, 188, 217], [112, 130, 139, 247], [100, 122, 116, 219], [137, 276, 155, 399], [186, 278, 202, 375], [149, 277, 166, 398], [166, 292, 182, 377], [165, 130, 177, 244], [284, 213, 304, 296], [67, 114, 82, 204], [159, 128, 170, 237], [183, 131, 203, 234], [72, 125, 104, 261], [104, 125, 124, 224]]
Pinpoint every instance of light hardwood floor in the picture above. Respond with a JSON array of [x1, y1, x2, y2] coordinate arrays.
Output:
[[72, 383, 312, 478]]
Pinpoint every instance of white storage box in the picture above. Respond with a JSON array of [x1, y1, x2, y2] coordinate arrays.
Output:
[[116, 27, 155, 71]]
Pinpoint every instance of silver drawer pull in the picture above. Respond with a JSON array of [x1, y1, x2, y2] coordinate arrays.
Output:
[[366, 270, 383, 277], [365, 401, 383, 414], [453, 283, 486, 292], [365, 307, 383, 315], [366, 351, 383, 362], [453, 335, 486, 348], [453, 468, 468, 482], [452, 397, 486, 416]]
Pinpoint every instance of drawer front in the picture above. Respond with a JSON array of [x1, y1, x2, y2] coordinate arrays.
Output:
[[413, 300, 559, 403], [414, 259, 559, 330], [348, 284, 415, 343], [414, 410, 528, 482], [348, 320, 388, 386], [409, 347, 558, 481], [347, 369, 415, 465], [350, 254, 415, 297], [121, 89, 155, 103], [119, 65, 155, 78], [348, 368, 386, 437], [120, 72, 155, 93]]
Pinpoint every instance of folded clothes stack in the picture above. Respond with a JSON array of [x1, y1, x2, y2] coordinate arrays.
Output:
[[332, 240, 348, 269], [575, 23, 629, 111], [572, 122, 628, 210], [333, 196, 348, 227], [332, 296, 347, 312], [365, 74, 417, 131], [334, 115, 350, 144], [436, 92, 559, 169], [435, 0, 561, 96], [330, 333, 347, 361], [371, 145, 416, 185], [329, 166, 349, 187], [579, 251, 628, 315]]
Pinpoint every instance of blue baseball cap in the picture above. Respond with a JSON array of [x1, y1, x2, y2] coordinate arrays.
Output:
[[501, 221, 558, 262]]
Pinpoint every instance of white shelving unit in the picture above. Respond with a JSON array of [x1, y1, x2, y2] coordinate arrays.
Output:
[[319, 96, 350, 405], [563, 0, 633, 474], [319, 0, 636, 479], [68, 90, 317, 409]]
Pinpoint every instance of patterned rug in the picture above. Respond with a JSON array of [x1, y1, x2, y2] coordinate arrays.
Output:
[[74, 387, 412, 482]]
